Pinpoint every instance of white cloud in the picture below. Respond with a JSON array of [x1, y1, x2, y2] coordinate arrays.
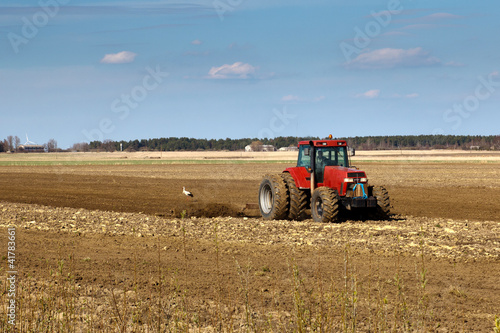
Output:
[[392, 92, 420, 98], [100, 51, 137, 64], [445, 61, 465, 67], [397, 13, 462, 31], [395, 12, 462, 26], [369, 10, 392, 18], [421, 12, 462, 21], [207, 62, 257, 79], [345, 47, 441, 69], [401, 24, 440, 30], [405, 93, 419, 98], [355, 89, 380, 99], [282, 94, 300, 102], [191, 39, 202, 45]]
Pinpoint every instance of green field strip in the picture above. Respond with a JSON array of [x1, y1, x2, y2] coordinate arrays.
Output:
[[0, 158, 498, 166], [353, 159, 500, 164], [0, 159, 295, 166]]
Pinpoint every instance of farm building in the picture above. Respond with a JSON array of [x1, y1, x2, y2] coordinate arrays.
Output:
[[278, 146, 298, 151], [18, 144, 46, 153], [244, 144, 276, 152]]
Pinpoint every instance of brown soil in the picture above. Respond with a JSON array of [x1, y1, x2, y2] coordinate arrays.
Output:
[[0, 162, 498, 221], [0, 162, 499, 331]]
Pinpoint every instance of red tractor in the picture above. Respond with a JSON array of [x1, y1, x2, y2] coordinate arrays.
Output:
[[258, 137, 390, 222]]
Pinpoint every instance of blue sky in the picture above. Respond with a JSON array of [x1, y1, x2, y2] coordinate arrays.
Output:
[[1, 0, 499, 148]]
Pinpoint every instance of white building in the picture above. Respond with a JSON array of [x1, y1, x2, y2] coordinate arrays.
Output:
[[278, 146, 298, 151], [18, 144, 46, 153], [245, 144, 276, 152]]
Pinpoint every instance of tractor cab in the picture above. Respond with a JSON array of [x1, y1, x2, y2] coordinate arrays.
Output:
[[297, 141, 349, 183], [286, 139, 355, 192]]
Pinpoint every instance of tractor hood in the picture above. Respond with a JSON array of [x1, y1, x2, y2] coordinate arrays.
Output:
[[324, 166, 366, 177], [322, 166, 367, 191], [325, 166, 356, 173]]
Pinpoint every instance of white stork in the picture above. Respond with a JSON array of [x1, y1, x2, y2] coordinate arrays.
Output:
[[182, 187, 194, 200]]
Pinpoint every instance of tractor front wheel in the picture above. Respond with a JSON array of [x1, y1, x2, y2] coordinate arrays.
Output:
[[258, 174, 289, 220], [311, 187, 340, 223]]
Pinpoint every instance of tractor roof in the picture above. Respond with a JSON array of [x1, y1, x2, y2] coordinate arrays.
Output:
[[298, 140, 347, 147]]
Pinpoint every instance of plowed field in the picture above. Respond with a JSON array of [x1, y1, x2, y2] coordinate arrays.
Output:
[[0, 162, 499, 220], [0, 160, 499, 331]]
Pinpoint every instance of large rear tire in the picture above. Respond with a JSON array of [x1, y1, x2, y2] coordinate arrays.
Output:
[[258, 174, 289, 220], [371, 185, 390, 219], [281, 173, 308, 221], [311, 187, 340, 223]]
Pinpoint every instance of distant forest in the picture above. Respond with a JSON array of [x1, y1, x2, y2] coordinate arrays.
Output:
[[64, 135, 500, 152]]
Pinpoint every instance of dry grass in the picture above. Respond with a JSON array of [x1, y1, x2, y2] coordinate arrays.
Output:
[[2, 235, 498, 332], [1, 149, 500, 164]]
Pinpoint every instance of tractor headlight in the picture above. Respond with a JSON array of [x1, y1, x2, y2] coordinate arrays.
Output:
[[344, 177, 367, 183]]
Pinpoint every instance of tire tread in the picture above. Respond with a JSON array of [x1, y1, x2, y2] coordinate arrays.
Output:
[[311, 187, 340, 223], [258, 174, 289, 220], [281, 173, 308, 221]]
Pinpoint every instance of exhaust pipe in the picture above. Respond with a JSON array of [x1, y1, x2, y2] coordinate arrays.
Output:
[[309, 141, 315, 191]]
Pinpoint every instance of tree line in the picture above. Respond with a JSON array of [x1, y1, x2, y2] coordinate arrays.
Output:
[[341, 135, 500, 150], [67, 135, 499, 152], [2, 134, 498, 153]]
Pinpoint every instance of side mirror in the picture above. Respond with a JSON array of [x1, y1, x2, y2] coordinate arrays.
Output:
[[304, 147, 310, 156], [349, 147, 355, 156]]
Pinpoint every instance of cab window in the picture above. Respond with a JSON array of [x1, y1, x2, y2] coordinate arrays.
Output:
[[316, 146, 348, 167], [297, 145, 310, 168]]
